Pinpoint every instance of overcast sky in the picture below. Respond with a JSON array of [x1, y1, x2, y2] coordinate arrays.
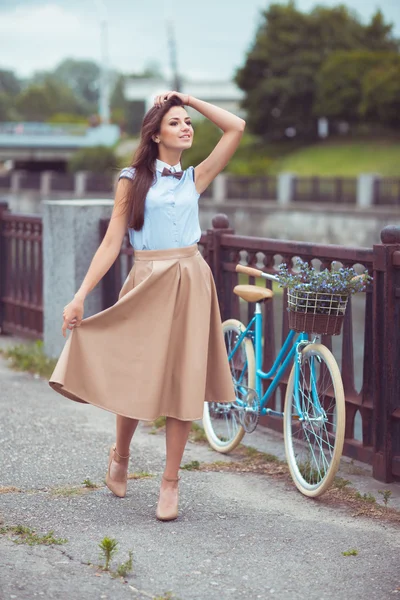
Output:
[[1, 0, 399, 81]]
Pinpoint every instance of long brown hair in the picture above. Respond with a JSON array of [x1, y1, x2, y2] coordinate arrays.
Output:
[[124, 95, 184, 231]]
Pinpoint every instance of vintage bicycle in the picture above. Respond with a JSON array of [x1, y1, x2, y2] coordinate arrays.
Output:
[[203, 263, 349, 497]]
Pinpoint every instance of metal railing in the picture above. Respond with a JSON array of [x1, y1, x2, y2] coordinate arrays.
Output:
[[0, 203, 43, 338]]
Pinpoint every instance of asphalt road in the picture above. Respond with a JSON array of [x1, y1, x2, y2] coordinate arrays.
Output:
[[1, 353, 399, 600]]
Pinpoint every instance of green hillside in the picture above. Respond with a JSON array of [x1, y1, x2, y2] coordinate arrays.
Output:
[[269, 139, 400, 177]]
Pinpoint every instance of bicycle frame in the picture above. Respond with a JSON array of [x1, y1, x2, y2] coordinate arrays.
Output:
[[228, 302, 322, 420]]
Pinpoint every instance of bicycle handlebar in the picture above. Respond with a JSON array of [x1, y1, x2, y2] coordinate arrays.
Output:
[[236, 264, 279, 282]]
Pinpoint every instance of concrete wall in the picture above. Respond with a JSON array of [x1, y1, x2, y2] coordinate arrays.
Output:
[[5, 191, 399, 247], [198, 200, 400, 247], [43, 199, 113, 359]]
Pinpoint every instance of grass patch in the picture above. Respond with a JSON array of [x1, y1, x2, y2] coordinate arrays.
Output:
[[269, 138, 400, 176], [0, 486, 21, 494], [180, 460, 201, 471], [378, 489, 392, 507], [200, 445, 285, 477], [50, 485, 96, 497], [1, 340, 57, 379], [127, 471, 153, 480], [0, 525, 67, 546], [342, 548, 358, 556], [333, 477, 352, 490], [82, 478, 100, 489], [355, 492, 376, 503], [189, 422, 208, 443]]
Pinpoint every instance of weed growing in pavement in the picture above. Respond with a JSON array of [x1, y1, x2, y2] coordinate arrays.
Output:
[[82, 478, 99, 488], [180, 460, 200, 471], [0, 525, 67, 546], [98, 537, 134, 578], [342, 549, 358, 556], [152, 416, 167, 429], [378, 489, 392, 507], [190, 422, 207, 442], [243, 446, 280, 463], [154, 593, 179, 600], [127, 471, 153, 480], [99, 537, 119, 571], [333, 477, 352, 490], [355, 492, 376, 503], [1, 340, 57, 379], [51, 485, 89, 497], [115, 551, 133, 578]]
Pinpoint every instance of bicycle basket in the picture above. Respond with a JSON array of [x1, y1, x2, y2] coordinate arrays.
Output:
[[287, 289, 349, 335]]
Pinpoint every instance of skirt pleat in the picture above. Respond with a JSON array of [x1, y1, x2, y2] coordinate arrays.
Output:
[[48, 245, 235, 421]]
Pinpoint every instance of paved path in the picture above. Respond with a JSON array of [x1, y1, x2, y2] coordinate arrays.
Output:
[[1, 347, 400, 600]]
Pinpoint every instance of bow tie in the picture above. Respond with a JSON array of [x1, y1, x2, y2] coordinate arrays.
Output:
[[161, 167, 183, 180]]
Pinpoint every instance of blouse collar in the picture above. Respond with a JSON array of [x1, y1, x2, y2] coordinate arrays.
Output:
[[155, 158, 182, 173]]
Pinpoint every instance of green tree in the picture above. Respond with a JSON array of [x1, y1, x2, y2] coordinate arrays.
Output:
[[0, 69, 21, 96], [53, 59, 100, 110], [68, 146, 118, 174], [314, 51, 395, 121], [15, 85, 54, 121], [360, 60, 400, 127], [15, 78, 85, 121], [235, 2, 398, 139]]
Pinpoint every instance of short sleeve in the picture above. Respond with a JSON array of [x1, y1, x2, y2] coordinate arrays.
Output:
[[119, 167, 136, 181]]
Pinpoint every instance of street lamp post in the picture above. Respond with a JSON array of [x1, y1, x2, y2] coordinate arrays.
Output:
[[94, 0, 110, 124]]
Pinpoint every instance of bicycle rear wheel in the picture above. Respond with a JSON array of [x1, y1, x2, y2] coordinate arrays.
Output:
[[203, 319, 255, 453], [284, 343, 345, 497]]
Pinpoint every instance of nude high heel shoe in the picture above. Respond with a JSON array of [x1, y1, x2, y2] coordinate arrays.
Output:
[[105, 444, 130, 498], [156, 474, 180, 521]]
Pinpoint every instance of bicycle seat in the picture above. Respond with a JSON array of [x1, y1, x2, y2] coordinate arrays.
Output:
[[233, 285, 274, 303]]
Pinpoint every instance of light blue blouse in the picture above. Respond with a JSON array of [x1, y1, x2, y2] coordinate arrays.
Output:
[[119, 158, 201, 251]]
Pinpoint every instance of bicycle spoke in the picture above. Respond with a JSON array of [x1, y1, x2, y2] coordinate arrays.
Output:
[[285, 344, 345, 496], [203, 320, 256, 452]]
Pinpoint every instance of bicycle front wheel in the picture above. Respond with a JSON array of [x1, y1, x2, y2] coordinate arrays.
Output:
[[203, 319, 255, 453], [284, 343, 345, 497]]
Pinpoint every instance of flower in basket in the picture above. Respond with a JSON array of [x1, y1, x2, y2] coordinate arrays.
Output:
[[276, 259, 372, 316]]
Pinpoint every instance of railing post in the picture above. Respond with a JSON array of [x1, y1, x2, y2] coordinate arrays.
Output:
[[0, 202, 10, 334], [206, 214, 234, 320], [372, 225, 400, 482], [357, 174, 379, 208], [40, 171, 53, 197], [277, 172, 295, 205], [74, 171, 88, 197], [212, 174, 227, 203]]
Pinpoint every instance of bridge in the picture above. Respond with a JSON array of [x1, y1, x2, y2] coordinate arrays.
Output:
[[0, 122, 120, 170]]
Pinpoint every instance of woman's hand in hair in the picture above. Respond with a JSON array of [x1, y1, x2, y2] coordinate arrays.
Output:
[[154, 91, 190, 108], [61, 296, 85, 338]]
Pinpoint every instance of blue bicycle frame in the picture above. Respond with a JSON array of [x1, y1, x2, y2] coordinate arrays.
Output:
[[228, 303, 323, 421]]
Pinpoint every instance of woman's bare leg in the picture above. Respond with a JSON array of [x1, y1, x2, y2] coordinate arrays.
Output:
[[157, 417, 192, 517], [109, 415, 139, 479]]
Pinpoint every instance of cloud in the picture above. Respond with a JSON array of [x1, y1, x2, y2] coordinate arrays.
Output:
[[0, 4, 100, 76]]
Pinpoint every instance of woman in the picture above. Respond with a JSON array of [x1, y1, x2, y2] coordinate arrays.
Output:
[[49, 91, 246, 521]]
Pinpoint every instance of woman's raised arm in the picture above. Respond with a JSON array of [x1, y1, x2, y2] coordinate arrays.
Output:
[[154, 91, 246, 195]]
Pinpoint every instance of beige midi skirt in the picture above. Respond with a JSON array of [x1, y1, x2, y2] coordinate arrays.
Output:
[[48, 244, 235, 421]]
